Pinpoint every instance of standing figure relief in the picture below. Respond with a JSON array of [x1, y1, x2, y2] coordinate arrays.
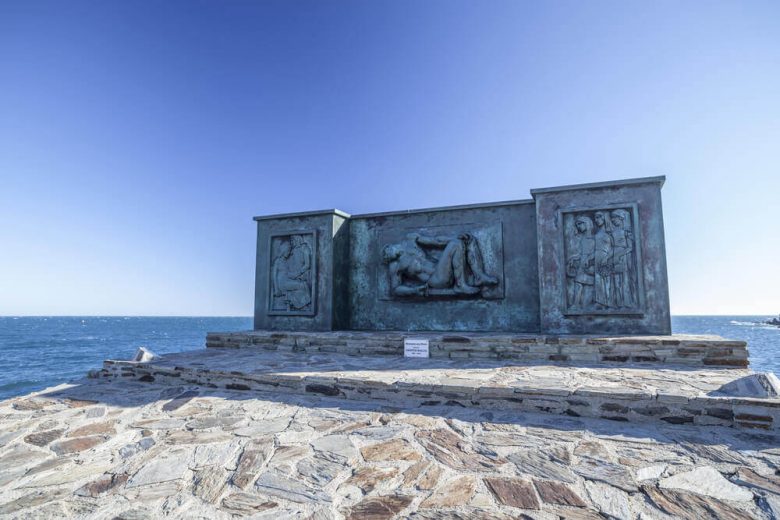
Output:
[[565, 208, 639, 312], [382, 232, 499, 298]]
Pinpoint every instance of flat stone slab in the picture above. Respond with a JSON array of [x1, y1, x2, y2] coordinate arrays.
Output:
[[206, 330, 749, 367], [102, 347, 779, 429], [2, 376, 778, 519]]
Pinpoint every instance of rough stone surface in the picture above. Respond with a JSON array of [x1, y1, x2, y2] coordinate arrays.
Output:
[[484, 477, 540, 509], [658, 466, 753, 501], [0, 375, 773, 519]]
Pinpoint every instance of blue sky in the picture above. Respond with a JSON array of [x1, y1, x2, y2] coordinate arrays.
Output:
[[1, 1, 778, 316]]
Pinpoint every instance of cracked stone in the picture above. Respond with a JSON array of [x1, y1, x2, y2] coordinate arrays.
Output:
[[254, 471, 331, 503], [221, 492, 278, 515], [585, 481, 632, 519], [732, 468, 780, 495], [417, 464, 442, 490], [68, 421, 116, 437], [50, 435, 106, 456], [659, 466, 753, 502], [75, 473, 129, 497], [193, 467, 229, 504], [233, 440, 273, 489], [573, 457, 637, 492], [643, 485, 753, 520], [484, 477, 540, 510], [345, 467, 399, 493], [402, 460, 431, 486], [126, 456, 187, 488], [420, 476, 476, 508], [24, 429, 64, 447], [416, 429, 501, 472], [508, 449, 577, 483], [311, 434, 358, 462], [346, 494, 413, 520], [534, 479, 587, 507], [297, 455, 345, 486], [361, 438, 421, 462]]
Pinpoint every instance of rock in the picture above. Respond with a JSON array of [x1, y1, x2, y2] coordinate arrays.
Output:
[[408, 509, 518, 520], [233, 417, 290, 437], [68, 420, 116, 437], [585, 481, 632, 519], [0, 444, 48, 468], [166, 430, 232, 444], [190, 441, 241, 470], [416, 429, 501, 472], [186, 416, 243, 430], [0, 489, 69, 515], [402, 460, 431, 486], [254, 470, 331, 503], [659, 466, 753, 502], [297, 455, 345, 486], [267, 444, 310, 472], [86, 407, 106, 418], [420, 476, 476, 508], [417, 464, 442, 490], [221, 492, 278, 515], [573, 457, 637, 492], [13, 398, 48, 411], [483, 477, 541, 509], [127, 456, 187, 488], [233, 441, 273, 489], [119, 437, 155, 459], [63, 398, 98, 408], [643, 485, 753, 520], [574, 440, 612, 459], [534, 479, 587, 507], [636, 464, 666, 482], [361, 439, 421, 462], [345, 467, 399, 493], [50, 435, 106, 455], [193, 467, 228, 503], [24, 429, 64, 447], [732, 468, 780, 495], [75, 473, 129, 497], [312, 434, 358, 462], [346, 495, 413, 520], [131, 418, 185, 430], [161, 390, 199, 412], [508, 449, 577, 483]]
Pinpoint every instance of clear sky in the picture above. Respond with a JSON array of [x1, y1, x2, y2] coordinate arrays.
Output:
[[1, 1, 778, 316]]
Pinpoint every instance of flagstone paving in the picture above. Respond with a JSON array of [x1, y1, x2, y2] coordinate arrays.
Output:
[[2, 376, 780, 519]]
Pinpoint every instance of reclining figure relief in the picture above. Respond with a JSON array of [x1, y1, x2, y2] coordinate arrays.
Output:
[[381, 232, 499, 298]]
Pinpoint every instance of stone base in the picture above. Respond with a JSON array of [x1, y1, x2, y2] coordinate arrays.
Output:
[[206, 331, 749, 368], [101, 347, 778, 430]]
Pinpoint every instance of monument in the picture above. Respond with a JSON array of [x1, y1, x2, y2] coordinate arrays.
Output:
[[252, 176, 671, 335]]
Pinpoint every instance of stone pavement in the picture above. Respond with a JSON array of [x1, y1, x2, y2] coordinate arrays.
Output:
[[2, 376, 780, 519], [101, 348, 780, 430]]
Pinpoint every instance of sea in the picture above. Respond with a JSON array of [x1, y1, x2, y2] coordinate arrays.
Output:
[[0, 316, 778, 401]]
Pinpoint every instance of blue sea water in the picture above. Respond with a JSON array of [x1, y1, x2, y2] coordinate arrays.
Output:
[[0, 316, 778, 401]]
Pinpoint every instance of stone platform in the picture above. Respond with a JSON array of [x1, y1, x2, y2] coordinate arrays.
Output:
[[100, 347, 780, 430], [205, 331, 750, 367]]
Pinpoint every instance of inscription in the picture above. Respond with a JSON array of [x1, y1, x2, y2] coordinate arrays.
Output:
[[268, 232, 316, 315], [563, 206, 644, 315]]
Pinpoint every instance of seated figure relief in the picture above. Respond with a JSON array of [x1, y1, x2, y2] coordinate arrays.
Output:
[[270, 234, 314, 313], [565, 208, 639, 312], [381, 232, 499, 298]]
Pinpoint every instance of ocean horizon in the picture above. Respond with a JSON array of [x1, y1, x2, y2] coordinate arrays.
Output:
[[1, 315, 778, 401]]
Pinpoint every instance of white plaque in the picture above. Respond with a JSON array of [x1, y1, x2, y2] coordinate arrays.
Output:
[[404, 338, 429, 358]]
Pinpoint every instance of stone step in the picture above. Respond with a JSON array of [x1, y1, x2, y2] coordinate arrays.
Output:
[[100, 347, 779, 430], [205, 331, 749, 368]]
